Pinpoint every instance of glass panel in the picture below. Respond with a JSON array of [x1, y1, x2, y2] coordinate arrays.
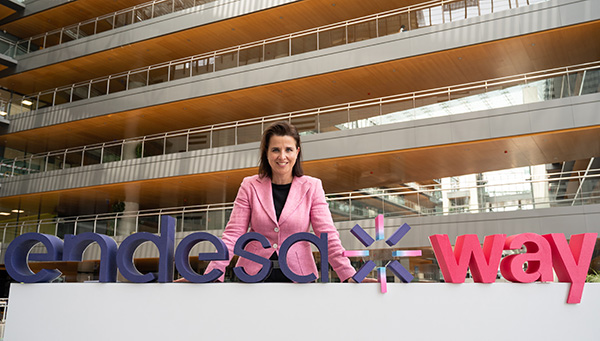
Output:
[[428, 5, 443, 26], [348, 20, 377, 43], [169, 61, 191, 81], [319, 27, 346, 49], [64, 150, 84, 168], [143, 138, 165, 158], [90, 79, 108, 98], [450, 86, 486, 101], [45, 32, 61, 48], [149, 65, 169, 85], [61, 29, 77, 44], [116, 216, 137, 236], [291, 33, 317, 55], [103, 145, 122, 163], [174, 0, 194, 11], [31, 37, 45, 52], [291, 116, 318, 135], [188, 131, 210, 151], [29, 156, 45, 174], [492, 0, 511, 12], [191, 57, 213, 76], [39, 222, 56, 235], [381, 98, 415, 123], [350, 197, 383, 220], [215, 51, 238, 71], [239, 46, 263, 66], [0, 160, 14, 177], [114, 11, 133, 28], [154, 0, 174, 16], [37, 92, 53, 109], [57, 221, 75, 239], [128, 70, 148, 89], [328, 199, 351, 222], [347, 103, 381, 128], [83, 147, 102, 166], [75, 220, 94, 235], [165, 135, 188, 154], [122, 141, 142, 160], [466, 0, 480, 18], [442, 3, 451, 23], [541, 75, 568, 100], [72, 83, 90, 102], [207, 209, 231, 230], [319, 108, 348, 133], [377, 14, 402, 37], [450, 0, 467, 22], [79, 22, 96, 37], [264, 39, 289, 61], [134, 5, 153, 22], [95, 219, 115, 236], [138, 215, 159, 233], [54, 87, 72, 105], [46, 153, 64, 171], [212, 127, 235, 147], [236, 123, 262, 144], [96, 16, 114, 34], [108, 75, 128, 94], [182, 211, 206, 231], [580, 69, 600, 95], [480, 0, 493, 15]]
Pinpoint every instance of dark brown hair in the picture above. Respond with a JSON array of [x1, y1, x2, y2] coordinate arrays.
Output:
[[258, 121, 304, 179]]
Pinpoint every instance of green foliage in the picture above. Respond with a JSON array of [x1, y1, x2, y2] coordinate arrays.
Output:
[[586, 270, 600, 283]]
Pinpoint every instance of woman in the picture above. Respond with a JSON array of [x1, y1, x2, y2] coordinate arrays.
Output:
[[202, 121, 357, 282]]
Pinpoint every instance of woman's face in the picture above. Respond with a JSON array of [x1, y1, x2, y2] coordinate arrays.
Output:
[[267, 135, 299, 184]]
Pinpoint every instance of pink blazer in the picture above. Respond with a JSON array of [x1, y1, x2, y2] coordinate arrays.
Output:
[[205, 175, 355, 282]]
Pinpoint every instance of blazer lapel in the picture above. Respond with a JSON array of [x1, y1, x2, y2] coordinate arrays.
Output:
[[251, 176, 278, 226], [278, 176, 310, 226]]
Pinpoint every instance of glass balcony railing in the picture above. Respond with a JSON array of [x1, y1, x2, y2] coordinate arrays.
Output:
[[5, 0, 549, 116], [0, 61, 598, 178], [1, 0, 218, 58], [0, 166, 598, 244]]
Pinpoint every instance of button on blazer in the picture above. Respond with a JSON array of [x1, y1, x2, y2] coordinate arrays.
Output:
[[205, 174, 355, 282]]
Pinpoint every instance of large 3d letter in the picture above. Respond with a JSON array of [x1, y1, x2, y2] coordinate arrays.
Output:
[[279, 232, 329, 283], [63, 233, 118, 282], [233, 232, 272, 283], [117, 215, 175, 283], [429, 234, 506, 283], [175, 232, 229, 283], [500, 233, 553, 283], [543, 233, 597, 304], [5, 233, 64, 283]]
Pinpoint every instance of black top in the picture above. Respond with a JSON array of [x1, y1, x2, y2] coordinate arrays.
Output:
[[272, 182, 291, 221]]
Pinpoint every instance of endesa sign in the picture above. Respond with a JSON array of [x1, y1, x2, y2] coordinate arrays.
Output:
[[4, 216, 597, 304]]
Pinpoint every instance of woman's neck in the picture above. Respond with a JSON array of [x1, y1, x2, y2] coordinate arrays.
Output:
[[271, 175, 293, 185]]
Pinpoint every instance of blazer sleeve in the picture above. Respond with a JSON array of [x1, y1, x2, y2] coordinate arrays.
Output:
[[309, 178, 356, 282], [204, 178, 253, 281]]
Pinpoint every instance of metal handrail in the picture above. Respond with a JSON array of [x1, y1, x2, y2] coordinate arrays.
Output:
[[0, 167, 598, 243], [8, 0, 548, 115], [1, 59, 597, 178]]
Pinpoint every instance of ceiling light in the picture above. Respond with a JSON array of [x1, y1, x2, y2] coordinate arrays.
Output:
[[0, 111, 7, 116], [21, 99, 33, 106], [0, 212, 10, 216], [11, 209, 24, 213]]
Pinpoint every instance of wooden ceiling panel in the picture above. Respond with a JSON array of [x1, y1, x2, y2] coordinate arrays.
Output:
[[0, 126, 598, 219], [2, 21, 599, 154]]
